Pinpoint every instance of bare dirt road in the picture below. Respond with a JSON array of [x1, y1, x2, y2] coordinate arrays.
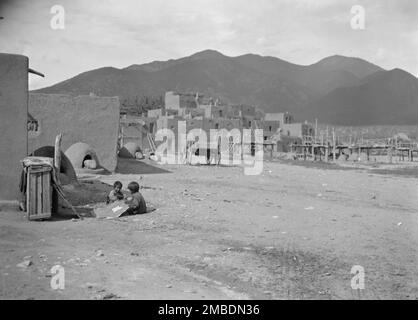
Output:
[[1, 159, 417, 300]]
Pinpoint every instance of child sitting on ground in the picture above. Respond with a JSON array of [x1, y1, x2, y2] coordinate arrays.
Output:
[[106, 181, 124, 204], [123, 181, 147, 215]]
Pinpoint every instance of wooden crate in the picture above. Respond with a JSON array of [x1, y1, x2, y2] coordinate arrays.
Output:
[[26, 165, 52, 221]]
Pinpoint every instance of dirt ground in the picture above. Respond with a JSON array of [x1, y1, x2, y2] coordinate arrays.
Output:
[[0, 158, 417, 300]]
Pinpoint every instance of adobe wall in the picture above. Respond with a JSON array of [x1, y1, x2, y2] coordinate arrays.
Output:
[[282, 123, 303, 137], [156, 117, 242, 134], [282, 123, 314, 138], [210, 105, 236, 119], [231, 105, 256, 117], [265, 113, 285, 122], [263, 120, 281, 139], [0, 54, 28, 201], [155, 117, 243, 151], [121, 123, 150, 151], [29, 93, 120, 172]]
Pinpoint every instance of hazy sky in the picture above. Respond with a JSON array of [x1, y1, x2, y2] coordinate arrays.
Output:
[[0, 0, 417, 89]]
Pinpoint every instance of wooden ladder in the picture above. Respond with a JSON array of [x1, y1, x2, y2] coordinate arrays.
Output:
[[147, 133, 157, 153]]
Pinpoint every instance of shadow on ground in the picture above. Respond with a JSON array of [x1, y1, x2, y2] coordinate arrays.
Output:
[[371, 167, 418, 178], [116, 158, 171, 175], [51, 178, 159, 221], [46, 180, 112, 221]]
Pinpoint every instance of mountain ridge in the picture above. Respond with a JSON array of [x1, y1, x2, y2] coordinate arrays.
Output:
[[34, 49, 418, 125]]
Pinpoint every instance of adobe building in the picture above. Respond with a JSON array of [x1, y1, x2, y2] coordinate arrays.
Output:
[[178, 108, 204, 119], [140, 91, 315, 159], [119, 116, 156, 152], [198, 105, 239, 119], [282, 122, 315, 138], [165, 91, 203, 110], [231, 104, 256, 118], [29, 93, 120, 172], [0, 53, 29, 201], [156, 117, 241, 134], [264, 112, 293, 125], [154, 116, 241, 153], [147, 108, 179, 118], [262, 121, 281, 141]]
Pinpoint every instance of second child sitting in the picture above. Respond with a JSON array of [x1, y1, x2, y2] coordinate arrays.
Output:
[[123, 181, 147, 215], [106, 181, 124, 204]]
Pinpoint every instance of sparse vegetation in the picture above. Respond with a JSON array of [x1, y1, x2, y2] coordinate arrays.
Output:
[[120, 95, 164, 116]]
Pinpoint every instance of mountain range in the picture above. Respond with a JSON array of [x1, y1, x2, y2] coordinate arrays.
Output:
[[34, 49, 418, 125]]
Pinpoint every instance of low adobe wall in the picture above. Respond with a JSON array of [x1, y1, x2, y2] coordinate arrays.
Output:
[[0, 53, 28, 201], [29, 93, 120, 172]]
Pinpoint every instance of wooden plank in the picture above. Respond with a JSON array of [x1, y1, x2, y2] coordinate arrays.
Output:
[[54, 134, 62, 184], [31, 170, 37, 216], [46, 173, 52, 215], [42, 171, 51, 214], [26, 168, 30, 216], [38, 170, 51, 219], [29, 168, 37, 217], [28, 167, 51, 174], [41, 172, 46, 213], [94, 200, 130, 219], [37, 172, 42, 214], [25, 166, 53, 220]]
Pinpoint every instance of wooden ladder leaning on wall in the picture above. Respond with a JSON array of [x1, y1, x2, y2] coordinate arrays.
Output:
[[147, 133, 157, 154]]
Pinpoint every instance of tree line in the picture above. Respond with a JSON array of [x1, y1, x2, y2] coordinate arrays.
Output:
[[120, 95, 164, 116]]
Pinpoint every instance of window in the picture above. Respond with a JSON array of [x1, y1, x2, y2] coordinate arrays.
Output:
[[269, 126, 272, 132], [28, 120, 39, 132], [28, 115, 40, 136]]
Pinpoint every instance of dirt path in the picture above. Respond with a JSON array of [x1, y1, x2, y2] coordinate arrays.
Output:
[[1, 160, 417, 299]]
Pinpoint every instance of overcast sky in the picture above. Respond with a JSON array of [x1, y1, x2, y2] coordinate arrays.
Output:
[[0, 0, 417, 90]]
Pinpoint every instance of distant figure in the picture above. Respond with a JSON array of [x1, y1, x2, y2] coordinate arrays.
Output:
[[106, 181, 124, 204], [123, 181, 147, 215], [340, 151, 349, 161]]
